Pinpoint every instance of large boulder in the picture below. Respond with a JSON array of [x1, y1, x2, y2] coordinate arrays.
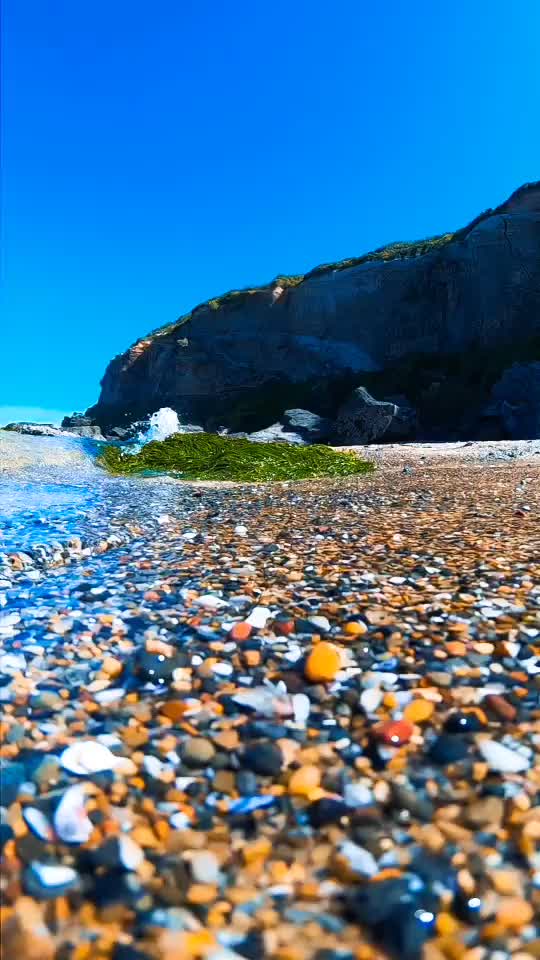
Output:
[[61, 413, 104, 439], [333, 387, 398, 444], [247, 423, 306, 444], [380, 395, 419, 441], [281, 409, 333, 443], [488, 362, 540, 439]]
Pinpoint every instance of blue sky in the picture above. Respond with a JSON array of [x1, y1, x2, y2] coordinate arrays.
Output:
[[2, 0, 539, 424]]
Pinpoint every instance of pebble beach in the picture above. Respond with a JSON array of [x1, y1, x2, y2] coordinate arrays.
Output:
[[1, 441, 540, 960]]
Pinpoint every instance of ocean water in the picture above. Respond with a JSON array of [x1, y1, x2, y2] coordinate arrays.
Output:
[[0, 411, 188, 555]]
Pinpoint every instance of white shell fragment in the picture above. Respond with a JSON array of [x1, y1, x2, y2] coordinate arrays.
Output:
[[478, 739, 530, 774], [118, 834, 144, 870], [60, 740, 119, 775], [54, 784, 94, 843], [23, 807, 54, 842], [30, 862, 78, 888]]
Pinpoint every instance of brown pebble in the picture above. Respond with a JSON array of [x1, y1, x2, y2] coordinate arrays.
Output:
[[485, 694, 517, 721]]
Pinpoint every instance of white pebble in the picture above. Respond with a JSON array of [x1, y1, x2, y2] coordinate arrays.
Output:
[[60, 740, 119, 775], [360, 688, 383, 713], [340, 841, 378, 877], [118, 835, 144, 870], [308, 615, 331, 633], [245, 606, 271, 629], [195, 594, 227, 610], [478, 739, 530, 774], [344, 782, 374, 807], [31, 862, 78, 888], [234, 524, 248, 537]]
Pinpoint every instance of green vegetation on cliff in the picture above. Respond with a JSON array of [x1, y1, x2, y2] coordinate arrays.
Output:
[[98, 433, 373, 482], [138, 180, 539, 345]]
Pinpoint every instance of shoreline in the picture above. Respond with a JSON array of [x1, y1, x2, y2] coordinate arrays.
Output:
[[1, 440, 539, 958]]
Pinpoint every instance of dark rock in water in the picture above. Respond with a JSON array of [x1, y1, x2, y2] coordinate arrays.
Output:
[[3, 422, 63, 437], [333, 387, 398, 444], [489, 362, 540, 439], [242, 742, 283, 777]]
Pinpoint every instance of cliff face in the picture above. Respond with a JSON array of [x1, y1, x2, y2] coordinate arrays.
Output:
[[89, 183, 540, 433]]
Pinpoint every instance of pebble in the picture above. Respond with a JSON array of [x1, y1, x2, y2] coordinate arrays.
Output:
[[182, 737, 216, 767], [242, 742, 283, 777], [375, 719, 414, 746], [305, 642, 342, 682], [60, 740, 119, 775], [484, 694, 518, 721], [188, 850, 221, 885], [289, 765, 321, 796], [478, 739, 530, 773], [1, 448, 539, 958]]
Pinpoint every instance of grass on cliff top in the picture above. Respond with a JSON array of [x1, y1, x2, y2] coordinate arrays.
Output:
[[141, 180, 540, 344], [98, 433, 373, 483]]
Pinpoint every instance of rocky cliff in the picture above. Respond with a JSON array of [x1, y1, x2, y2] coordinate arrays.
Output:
[[89, 182, 540, 438]]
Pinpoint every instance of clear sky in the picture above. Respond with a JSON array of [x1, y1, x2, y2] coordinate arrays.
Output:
[[1, 0, 539, 424]]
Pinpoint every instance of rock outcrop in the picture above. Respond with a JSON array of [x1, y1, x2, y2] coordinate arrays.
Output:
[[88, 182, 540, 439], [3, 422, 63, 437], [61, 414, 104, 439], [333, 388, 398, 444], [488, 363, 540, 439]]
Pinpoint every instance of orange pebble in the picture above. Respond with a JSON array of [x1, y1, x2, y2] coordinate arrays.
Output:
[[186, 884, 218, 905], [288, 765, 321, 796], [403, 699, 435, 723], [343, 621, 368, 636], [305, 642, 342, 683], [229, 622, 252, 641], [496, 897, 533, 929]]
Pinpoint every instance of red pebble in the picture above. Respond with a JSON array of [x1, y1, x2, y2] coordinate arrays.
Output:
[[375, 719, 414, 746], [229, 622, 253, 642], [274, 620, 296, 636]]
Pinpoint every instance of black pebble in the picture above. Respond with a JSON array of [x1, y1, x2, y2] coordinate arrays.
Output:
[[444, 711, 484, 733], [0, 761, 26, 806], [112, 946, 153, 960], [242, 742, 283, 777], [0, 823, 14, 851], [307, 797, 349, 828], [428, 734, 469, 764]]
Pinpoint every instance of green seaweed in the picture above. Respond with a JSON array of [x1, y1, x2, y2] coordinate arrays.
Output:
[[97, 433, 373, 482]]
